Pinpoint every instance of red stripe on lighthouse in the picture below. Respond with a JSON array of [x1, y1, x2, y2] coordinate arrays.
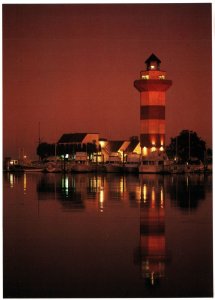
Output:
[[140, 106, 165, 120]]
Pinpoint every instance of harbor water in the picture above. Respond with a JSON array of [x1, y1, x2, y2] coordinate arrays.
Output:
[[3, 172, 213, 298]]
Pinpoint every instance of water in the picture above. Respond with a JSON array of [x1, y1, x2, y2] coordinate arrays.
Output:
[[3, 172, 213, 298]]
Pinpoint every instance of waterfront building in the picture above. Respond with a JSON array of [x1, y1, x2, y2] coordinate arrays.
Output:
[[134, 54, 172, 156], [57, 133, 100, 160]]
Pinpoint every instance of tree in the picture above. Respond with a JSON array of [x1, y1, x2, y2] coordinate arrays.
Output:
[[37, 143, 55, 159], [166, 130, 206, 162], [36, 142, 98, 160]]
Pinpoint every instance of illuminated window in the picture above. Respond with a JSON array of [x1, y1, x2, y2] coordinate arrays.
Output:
[[143, 147, 148, 156], [150, 65, 155, 70], [141, 75, 149, 80], [151, 147, 156, 152], [160, 146, 164, 151], [159, 75, 165, 80]]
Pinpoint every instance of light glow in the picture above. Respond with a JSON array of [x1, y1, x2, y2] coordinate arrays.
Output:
[[143, 147, 148, 156], [99, 141, 106, 148]]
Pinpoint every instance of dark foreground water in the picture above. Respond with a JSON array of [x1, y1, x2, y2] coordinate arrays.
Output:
[[3, 172, 213, 298]]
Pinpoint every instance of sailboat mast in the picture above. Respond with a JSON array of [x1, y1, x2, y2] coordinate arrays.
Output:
[[38, 122, 41, 145], [188, 130, 190, 160]]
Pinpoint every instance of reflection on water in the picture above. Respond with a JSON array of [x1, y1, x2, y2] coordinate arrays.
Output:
[[3, 172, 213, 298], [36, 173, 141, 212], [137, 176, 166, 287]]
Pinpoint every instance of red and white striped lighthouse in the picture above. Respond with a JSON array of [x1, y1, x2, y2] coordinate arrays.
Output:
[[134, 54, 172, 156]]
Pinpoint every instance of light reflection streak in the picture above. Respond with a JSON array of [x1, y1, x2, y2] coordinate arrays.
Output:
[[99, 187, 104, 212], [160, 187, 164, 208], [151, 187, 155, 208], [65, 176, 69, 197], [9, 174, 14, 188], [143, 184, 147, 202], [23, 173, 27, 194]]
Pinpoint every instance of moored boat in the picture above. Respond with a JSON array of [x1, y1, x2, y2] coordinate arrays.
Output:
[[184, 159, 205, 173], [124, 153, 140, 173], [44, 161, 63, 173], [168, 162, 185, 174], [105, 152, 123, 173], [70, 152, 93, 173], [139, 151, 170, 174]]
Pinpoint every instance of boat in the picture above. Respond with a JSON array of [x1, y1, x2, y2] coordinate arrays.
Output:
[[91, 153, 106, 172], [139, 151, 170, 174], [22, 160, 45, 172], [205, 157, 212, 173], [184, 158, 205, 173], [7, 159, 45, 172], [23, 166, 44, 172], [105, 152, 123, 173], [44, 157, 64, 173], [70, 152, 92, 173], [70, 162, 92, 173], [123, 153, 140, 173], [168, 162, 185, 174], [45, 161, 62, 173]]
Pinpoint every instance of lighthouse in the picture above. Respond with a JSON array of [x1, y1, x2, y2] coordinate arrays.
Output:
[[134, 54, 172, 156]]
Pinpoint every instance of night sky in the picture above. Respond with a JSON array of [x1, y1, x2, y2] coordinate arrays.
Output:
[[3, 3, 212, 159]]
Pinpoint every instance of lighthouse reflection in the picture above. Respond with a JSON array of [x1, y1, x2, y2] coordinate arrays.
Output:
[[137, 175, 166, 287]]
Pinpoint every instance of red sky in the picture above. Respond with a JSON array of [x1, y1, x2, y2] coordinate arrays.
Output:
[[3, 3, 212, 159]]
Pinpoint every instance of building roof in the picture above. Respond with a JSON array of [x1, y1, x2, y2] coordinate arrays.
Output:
[[58, 133, 87, 143], [145, 53, 161, 64], [105, 141, 125, 153], [125, 139, 139, 153]]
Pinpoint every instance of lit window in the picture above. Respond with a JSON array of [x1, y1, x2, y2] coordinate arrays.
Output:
[[141, 75, 149, 80], [143, 147, 148, 156], [150, 65, 155, 69], [159, 75, 165, 80]]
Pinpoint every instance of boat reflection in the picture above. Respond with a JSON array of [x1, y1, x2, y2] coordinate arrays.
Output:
[[36, 173, 141, 211]]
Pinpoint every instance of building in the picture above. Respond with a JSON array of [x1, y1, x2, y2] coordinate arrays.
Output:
[[134, 53, 172, 156], [58, 133, 99, 146]]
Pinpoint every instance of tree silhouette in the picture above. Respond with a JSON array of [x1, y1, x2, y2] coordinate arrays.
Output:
[[37, 142, 98, 160], [166, 130, 206, 162]]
